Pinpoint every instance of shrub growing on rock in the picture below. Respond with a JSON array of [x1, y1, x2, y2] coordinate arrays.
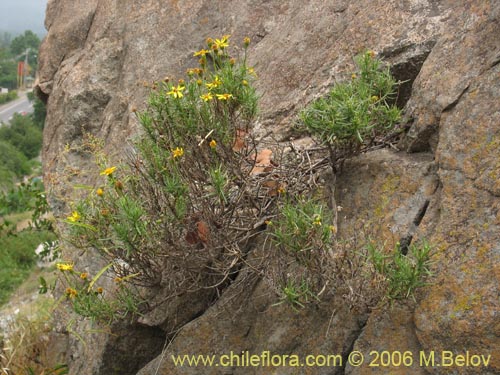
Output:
[[58, 44, 429, 321], [60, 36, 288, 321], [300, 51, 402, 171]]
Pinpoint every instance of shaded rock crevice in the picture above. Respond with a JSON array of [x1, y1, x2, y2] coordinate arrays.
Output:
[[339, 317, 369, 375], [381, 40, 436, 110]]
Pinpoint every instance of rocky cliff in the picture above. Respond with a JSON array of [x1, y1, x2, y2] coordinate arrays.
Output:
[[37, 0, 499, 374]]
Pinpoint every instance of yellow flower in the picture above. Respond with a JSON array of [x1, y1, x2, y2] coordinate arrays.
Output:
[[313, 215, 322, 226], [329, 225, 337, 234], [242, 79, 248, 86], [351, 73, 357, 79], [65, 287, 78, 299], [371, 95, 379, 102], [172, 147, 184, 158], [196, 79, 203, 86], [243, 37, 251, 47], [187, 68, 203, 76], [368, 50, 376, 58], [216, 93, 233, 101], [100, 166, 117, 176], [200, 93, 213, 102], [67, 211, 81, 222], [209, 139, 217, 149], [80, 272, 89, 280], [57, 263, 74, 272], [97, 287, 103, 294], [167, 85, 185, 99], [248, 67, 257, 77], [214, 35, 230, 49], [277, 186, 286, 194], [206, 37, 214, 46], [96, 188, 104, 196], [193, 49, 210, 57], [205, 76, 222, 90]]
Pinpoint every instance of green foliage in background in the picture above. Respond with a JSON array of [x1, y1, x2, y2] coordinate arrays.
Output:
[[0, 140, 31, 183], [0, 89, 18, 104], [0, 113, 43, 159], [0, 178, 47, 216], [27, 91, 47, 129], [0, 29, 41, 89], [0, 229, 56, 306], [0, 48, 17, 89], [10, 30, 40, 55]]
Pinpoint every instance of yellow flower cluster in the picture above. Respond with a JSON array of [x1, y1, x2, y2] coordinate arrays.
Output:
[[172, 147, 184, 158], [193, 49, 210, 57], [167, 85, 185, 99], [57, 263, 74, 271], [312, 215, 322, 226], [216, 93, 233, 101], [67, 211, 80, 222], [201, 93, 213, 102], [214, 35, 230, 50], [187, 68, 203, 76], [66, 287, 78, 299], [205, 76, 222, 90], [100, 166, 117, 176]]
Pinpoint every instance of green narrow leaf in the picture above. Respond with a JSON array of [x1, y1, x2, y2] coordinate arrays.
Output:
[[87, 263, 113, 292], [38, 276, 48, 294]]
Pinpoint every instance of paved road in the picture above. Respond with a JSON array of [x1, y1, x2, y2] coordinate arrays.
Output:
[[0, 92, 33, 125]]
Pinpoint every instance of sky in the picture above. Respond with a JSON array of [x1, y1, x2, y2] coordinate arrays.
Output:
[[0, 0, 47, 37]]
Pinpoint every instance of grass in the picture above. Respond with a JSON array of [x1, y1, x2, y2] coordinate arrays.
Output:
[[367, 241, 432, 301], [0, 229, 56, 306], [0, 273, 67, 375]]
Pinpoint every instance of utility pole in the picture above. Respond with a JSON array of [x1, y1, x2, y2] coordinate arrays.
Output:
[[23, 47, 30, 89]]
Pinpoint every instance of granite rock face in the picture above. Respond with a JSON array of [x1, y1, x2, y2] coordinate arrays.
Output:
[[37, 0, 499, 374]]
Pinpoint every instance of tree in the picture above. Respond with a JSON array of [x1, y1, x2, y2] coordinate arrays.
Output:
[[0, 140, 31, 180], [0, 52, 17, 89], [10, 30, 40, 56], [10, 30, 40, 71], [27, 91, 47, 129], [0, 32, 13, 50], [0, 113, 42, 159]]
